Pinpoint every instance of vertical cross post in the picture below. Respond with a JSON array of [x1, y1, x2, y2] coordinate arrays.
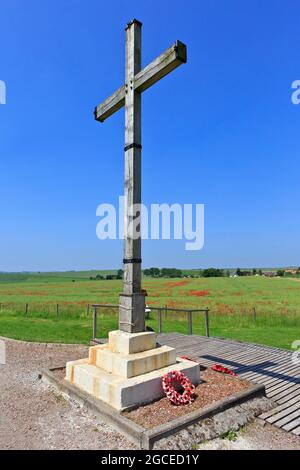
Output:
[[95, 19, 187, 334], [119, 20, 145, 333]]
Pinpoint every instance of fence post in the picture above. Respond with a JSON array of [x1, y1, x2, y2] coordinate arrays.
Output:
[[205, 309, 210, 337], [86, 304, 90, 317], [56, 304, 59, 317], [188, 311, 192, 335], [158, 310, 162, 334], [93, 306, 97, 339], [253, 307, 256, 323], [145, 305, 149, 320], [25, 303, 28, 316]]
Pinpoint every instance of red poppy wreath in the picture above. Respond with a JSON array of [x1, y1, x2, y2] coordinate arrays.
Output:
[[162, 370, 195, 405]]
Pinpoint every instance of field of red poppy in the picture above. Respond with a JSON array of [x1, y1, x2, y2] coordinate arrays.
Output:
[[0, 273, 299, 349]]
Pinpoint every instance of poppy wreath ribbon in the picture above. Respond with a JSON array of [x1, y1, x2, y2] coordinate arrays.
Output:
[[162, 370, 195, 405], [211, 364, 237, 376]]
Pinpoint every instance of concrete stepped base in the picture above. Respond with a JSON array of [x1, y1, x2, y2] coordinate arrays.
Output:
[[66, 357, 199, 410], [66, 330, 200, 410]]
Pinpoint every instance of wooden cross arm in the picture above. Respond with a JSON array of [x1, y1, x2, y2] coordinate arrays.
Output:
[[94, 84, 126, 123], [134, 40, 187, 93], [94, 40, 187, 122]]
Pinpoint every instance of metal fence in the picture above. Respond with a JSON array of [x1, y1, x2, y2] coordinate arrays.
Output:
[[92, 304, 210, 340], [2, 302, 297, 340], [0, 302, 92, 318]]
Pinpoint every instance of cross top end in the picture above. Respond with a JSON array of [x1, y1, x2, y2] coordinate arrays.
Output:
[[125, 19, 143, 30], [94, 29, 187, 124]]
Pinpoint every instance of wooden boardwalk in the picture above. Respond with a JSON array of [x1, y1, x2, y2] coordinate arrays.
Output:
[[158, 333, 300, 436]]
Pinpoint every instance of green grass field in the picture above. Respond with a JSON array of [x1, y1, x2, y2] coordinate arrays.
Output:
[[0, 272, 299, 349]]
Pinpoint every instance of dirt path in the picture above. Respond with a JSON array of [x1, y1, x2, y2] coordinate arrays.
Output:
[[0, 337, 135, 449]]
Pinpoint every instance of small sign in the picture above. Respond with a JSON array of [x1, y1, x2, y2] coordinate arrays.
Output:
[[0, 340, 6, 365]]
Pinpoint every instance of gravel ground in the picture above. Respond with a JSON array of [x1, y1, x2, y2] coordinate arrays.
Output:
[[153, 396, 275, 449], [0, 337, 135, 450], [197, 420, 300, 450], [1, 337, 299, 450]]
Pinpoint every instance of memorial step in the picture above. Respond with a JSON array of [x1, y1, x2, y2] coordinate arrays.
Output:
[[90, 343, 177, 378]]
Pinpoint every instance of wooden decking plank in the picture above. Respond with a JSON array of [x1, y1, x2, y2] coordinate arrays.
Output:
[[277, 411, 300, 430], [222, 352, 279, 370], [186, 338, 239, 353], [266, 373, 300, 395], [175, 340, 246, 358], [283, 417, 300, 432], [267, 383, 297, 398], [240, 353, 290, 374], [291, 425, 300, 436], [246, 365, 300, 390], [260, 395, 300, 420], [239, 357, 284, 375], [214, 345, 286, 364], [266, 370, 300, 391], [271, 384, 300, 402], [203, 347, 281, 369], [237, 360, 285, 379], [269, 383, 300, 400], [253, 364, 300, 386], [242, 355, 291, 377], [233, 359, 287, 380], [266, 402, 300, 424], [252, 376, 298, 397], [179, 344, 245, 362], [277, 388, 300, 405]]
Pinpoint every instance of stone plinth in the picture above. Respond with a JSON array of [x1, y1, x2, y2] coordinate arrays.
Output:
[[66, 330, 200, 411], [119, 293, 145, 333], [108, 330, 156, 355]]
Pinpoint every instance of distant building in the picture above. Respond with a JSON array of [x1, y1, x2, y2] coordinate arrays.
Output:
[[284, 268, 298, 275], [262, 271, 277, 277]]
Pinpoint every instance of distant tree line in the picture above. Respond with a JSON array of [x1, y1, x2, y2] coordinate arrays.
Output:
[[236, 268, 254, 276], [143, 268, 183, 278], [143, 267, 230, 278], [89, 266, 300, 281], [90, 270, 123, 281], [201, 268, 229, 278]]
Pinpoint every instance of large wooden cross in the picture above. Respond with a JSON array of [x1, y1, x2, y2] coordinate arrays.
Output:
[[95, 19, 187, 334]]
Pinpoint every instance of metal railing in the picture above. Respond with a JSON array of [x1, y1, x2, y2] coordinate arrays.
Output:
[[92, 304, 210, 340]]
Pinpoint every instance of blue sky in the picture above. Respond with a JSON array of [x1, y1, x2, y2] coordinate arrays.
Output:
[[0, 0, 299, 271]]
